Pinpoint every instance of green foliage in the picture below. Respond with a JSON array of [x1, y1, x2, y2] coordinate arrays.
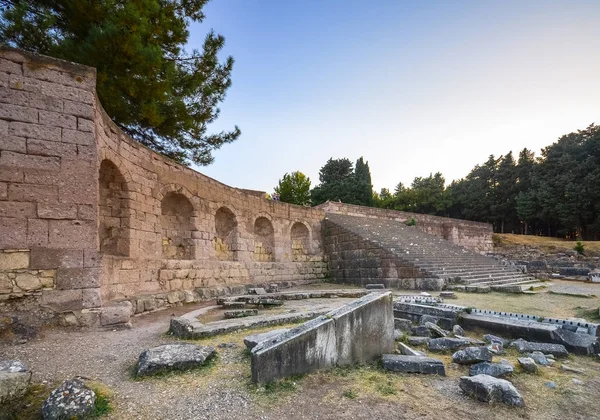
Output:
[[90, 386, 113, 418], [405, 217, 416, 226], [342, 389, 358, 399], [574, 241, 585, 255], [310, 157, 373, 206], [274, 171, 311, 206], [0, 0, 240, 166]]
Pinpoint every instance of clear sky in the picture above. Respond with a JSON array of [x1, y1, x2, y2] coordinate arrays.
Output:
[[188, 0, 600, 193]]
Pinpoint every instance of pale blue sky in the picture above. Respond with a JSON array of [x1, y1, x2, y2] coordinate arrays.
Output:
[[188, 0, 600, 193]]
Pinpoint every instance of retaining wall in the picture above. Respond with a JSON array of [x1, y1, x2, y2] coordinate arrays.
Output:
[[251, 291, 394, 383], [0, 47, 326, 327], [318, 202, 493, 252]]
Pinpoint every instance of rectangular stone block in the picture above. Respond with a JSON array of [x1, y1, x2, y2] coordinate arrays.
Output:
[[77, 204, 95, 221], [57, 160, 97, 205], [39, 110, 77, 129], [48, 220, 96, 249], [0, 103, 38, 123], [40, 289, 83, 312], [63, 100, 93, 119], [8, 121, 61, 141], [62, 128, 93, 145], [251, 316, 337, 384], [8, 183, 58, 203], [0, 87, 63, 112], [0, 135, 26, 153], [0, 217, 26, 248], [382, 354, 446, 375], [77, 118, 94, 132], [83, 249, 101, 268], [23, 65, 95, 90], [55, 268, 100, 290], [330, 292, 394, 365], [37, 203, 77, 219], [0, 58, 22, 75], [30, 248, 83, 269], [27, 218, 48, 247], [27, 139, 77, 158], [0, 251, 29, 270], [0, 201, 36, 218], [82, 287, 102, 308], [0, 151, 60, 171]]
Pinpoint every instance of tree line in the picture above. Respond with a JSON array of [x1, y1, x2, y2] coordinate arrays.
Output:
[[276, 123, 600, 240]]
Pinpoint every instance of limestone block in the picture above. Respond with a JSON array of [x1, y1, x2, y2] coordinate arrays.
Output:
[[100, 302, 132, 326], [0, 251, 29, 270]]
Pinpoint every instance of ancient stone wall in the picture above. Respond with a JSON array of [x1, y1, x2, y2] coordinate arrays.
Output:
[[322, 219, 444, 290], [0, 47, 326, 326], [318, 202, 493, 252]]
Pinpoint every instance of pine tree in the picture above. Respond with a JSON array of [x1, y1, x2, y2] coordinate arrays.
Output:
[[0, 0, 240, 165]]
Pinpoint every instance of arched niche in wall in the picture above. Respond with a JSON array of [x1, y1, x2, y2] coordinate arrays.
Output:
[[253, 216, 275, 262], [98, 159, 130, 256], [214, 207, 237, 261], [160, 191, 195, 260], [290, 221, 311, 261]]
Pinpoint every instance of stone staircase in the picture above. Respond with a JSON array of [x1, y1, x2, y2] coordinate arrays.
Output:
[[324, 213, 540, 292]]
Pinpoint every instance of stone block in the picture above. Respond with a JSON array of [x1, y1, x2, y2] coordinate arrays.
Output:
[[0, 135, 26, 153], [0, 102, 38, 123], [8, 182, 58, 203], [63, 100, 94, 119], [37, 203, 77, 219], [0, 201, 36, 218], [0, 251, 29, 270], [30, 248, 83, 269], [224, 309, 258, 319], [48, 220, 96, 249], [27, 139, 77, 158], [459, 375, 524, 406], [14, 272, 41, 291], [427, 337, 472, 352], [0, 217, 26, 248], [136, 344, 216, 376], [251, 316, 337, 384], [62, 128, 94, 145], [8, 122, 61, 142], [382, 354, 445, 375], [469, 362, 513, 378], [38, 110, 77, 129], [394, 318, 412, 332], [82, 288, 102, 308], [27, 218, 48, 247], [100, 302, 132, 326], [452, 346, 492, 365], [513, 340, 569, 358], [551, 328, 597, 355], [55, 268, 100, 290], [244, 328, 290, 350], [41, 289, 83, 311]]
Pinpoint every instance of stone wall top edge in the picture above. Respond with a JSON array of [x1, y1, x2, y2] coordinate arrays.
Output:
[[0, 45, 97, 78], [95, 92, 324, 220], [318, 201, 492, 230]]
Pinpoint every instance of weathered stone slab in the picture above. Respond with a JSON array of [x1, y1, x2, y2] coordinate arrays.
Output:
[[425, 322, 447, 338], [251, 316, 337, 384], [382, 354, 445, 375], [224, 309, 258, 319], [243, 328, 290, 350], [419, 314, 440, 325], [221, 301, 246, 309], [365, 283, 384, 290], [483, 334, 509, 346], [461, 314, 557, 342], [394, 318, 412, 332], [459, 374, 524, 406], [42, 379, 96, 420], [397, 342, 425, 356], [469, 362, 513, 378], [427, 337, 471, 352], [518, 357, 538, 373], [249, 287, 267, 295], [551, 328, 597, 355], [407, 336, 430, 346], [0, 360, 31, 404], [513, 340, 569, 358], [439, 291, 456, 299], [136, 343, 215, 376], [452, 346, 492, 365], [327, 291, 394, 366], [393, 302, 460, 329], [247, 298, 283, 307], [411, 325, 431, 337], [251, 292, 394, 383]]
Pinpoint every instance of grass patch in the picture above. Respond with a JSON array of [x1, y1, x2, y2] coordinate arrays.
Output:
[[493, 233, 600, 255], [342, 389, 357, 399], [574, 307, 600, 322], [89, 382, 113, 418]]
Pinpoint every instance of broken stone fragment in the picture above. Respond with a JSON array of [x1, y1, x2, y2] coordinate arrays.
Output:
[[427, 337, 471, 352], [452, 346, 492, 365], [136, 343, 216, 376], [513, 340, 569, 358], [459, 374, 524, 406], [0, 360, 31, 405], [425, 322, 448, 338], [452, 325, 465, 336], [42, 379, 96, 420], [382, 354, 445, 376], [469, 362, 513, 378], [517, 357, 538, 373], [244, 328, 290, 350]]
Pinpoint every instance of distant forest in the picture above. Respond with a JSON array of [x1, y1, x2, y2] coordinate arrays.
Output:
[[307, 123, 600, 240]]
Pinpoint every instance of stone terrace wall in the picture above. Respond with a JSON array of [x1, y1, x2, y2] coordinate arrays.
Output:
[[0, 47, 327, 327], [318, 202, 493, 252]]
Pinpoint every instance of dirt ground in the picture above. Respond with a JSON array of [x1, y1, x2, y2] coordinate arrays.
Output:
[[2, 286, 600, 419]]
